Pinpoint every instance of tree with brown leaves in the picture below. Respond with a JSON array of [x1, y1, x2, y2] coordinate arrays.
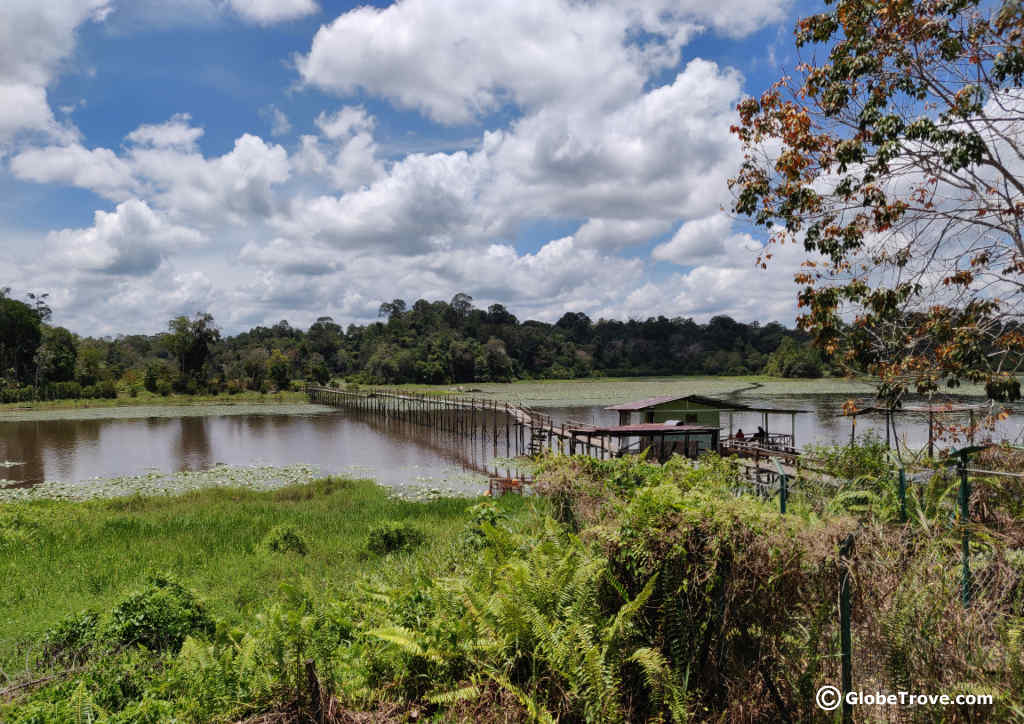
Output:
[[731, 0, 1024, 411]]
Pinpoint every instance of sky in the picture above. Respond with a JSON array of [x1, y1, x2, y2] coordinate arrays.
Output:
[[0, 0, 821, 336]]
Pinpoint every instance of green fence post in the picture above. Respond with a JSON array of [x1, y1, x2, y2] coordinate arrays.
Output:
[[898, 467, 907, 523], [839, 534, 854, 724], [959, 454, 971, 607], [774, 459, 787, 514]]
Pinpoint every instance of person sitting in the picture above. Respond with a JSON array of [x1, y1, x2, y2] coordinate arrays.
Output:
[[734, 429, 745, 441]]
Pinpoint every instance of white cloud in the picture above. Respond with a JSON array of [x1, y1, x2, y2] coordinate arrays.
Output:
[[3, 0, 815, 335], [227, 0, 318, 25], [126, 113, 204, 151], [261, 105, 292, 137], [297, 0, 786, 125], [315, 106, 374, 139], [650, 213, 761, 264], [574, 218, 673, 249], [47, 198, 205, 275], [9, 142, 138, 200], [128, 132, 291, 225], [0, 1, 111, 144]]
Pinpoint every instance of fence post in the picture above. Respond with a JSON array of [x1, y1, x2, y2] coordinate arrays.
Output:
[[959, 454, 971, 608], [898, 467, 907, 523], [839, 533, 854, 724], [773, 459, 787, 514]]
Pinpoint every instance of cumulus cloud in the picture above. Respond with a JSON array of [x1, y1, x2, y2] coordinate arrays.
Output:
[[297, 0, 786, 124], [651, 213, 761, 265], [292, 106, 384, 190], [47, 199, 205, 275], [9, 143, 139, 200], [263, 106, 292, 137], [227, 0, 318, 25], [4, 0, 813, 335], [126, 113, 204, 151], [129, 133, 291, 225], [0, 1, 111, 144]]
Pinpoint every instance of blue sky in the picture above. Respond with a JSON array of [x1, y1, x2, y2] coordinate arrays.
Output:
[[2, 0, 819, 335]]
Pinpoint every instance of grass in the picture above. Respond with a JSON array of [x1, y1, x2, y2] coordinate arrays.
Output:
[[0, 476, 530, 673], [0, 389, 307, 413]]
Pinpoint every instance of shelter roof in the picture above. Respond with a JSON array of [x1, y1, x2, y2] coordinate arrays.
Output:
[[605, 394, 803, 414], [570, 423, 719, 435]]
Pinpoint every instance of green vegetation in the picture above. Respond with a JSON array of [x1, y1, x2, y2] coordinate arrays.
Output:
[[1, 289, 829, 407], [0, 389, 307, 413], [3, 444, 1021, 721]]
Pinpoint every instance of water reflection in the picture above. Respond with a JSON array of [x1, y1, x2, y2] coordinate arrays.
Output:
[[1, 395, 1020, 492]]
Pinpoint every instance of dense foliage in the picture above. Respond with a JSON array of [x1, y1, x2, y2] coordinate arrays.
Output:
[[4, 449, 1022, 722], [0, 291, 825, 400], [731, 0, 1024, 407]]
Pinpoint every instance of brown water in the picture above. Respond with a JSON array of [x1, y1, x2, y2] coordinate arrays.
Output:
[[1, 396, 1021, 493], [0, 405, 517, 492]]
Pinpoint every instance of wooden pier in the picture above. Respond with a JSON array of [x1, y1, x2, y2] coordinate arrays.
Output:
[[305, 386, 809, 486], [305, 385, 616, 460]]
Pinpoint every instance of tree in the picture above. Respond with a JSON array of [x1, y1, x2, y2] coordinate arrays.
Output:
[[36, 326, 77, 383], [167, 313, 220, 379], [378, 299, 407, 320], [268, 349, 291, 390], [0, 290, 43, 384], [731, 0, 1024, 406], [450, 293, 474, 319]]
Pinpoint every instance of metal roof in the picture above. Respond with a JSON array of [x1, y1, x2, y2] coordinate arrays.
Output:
[[570, 423, 719, 435], [605, 394, 804, 414]]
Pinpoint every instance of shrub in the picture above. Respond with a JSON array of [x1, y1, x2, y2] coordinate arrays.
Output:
[[367, 521, 425, 554], [41, 610, 100, 665], [97, 379, 118, 399], [261, 524, 309, 555], [106, 574, 214, 652]]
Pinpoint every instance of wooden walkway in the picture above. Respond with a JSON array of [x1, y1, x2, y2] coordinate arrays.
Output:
[[305, 387, 813, 485], [305, 385, 616, 459]]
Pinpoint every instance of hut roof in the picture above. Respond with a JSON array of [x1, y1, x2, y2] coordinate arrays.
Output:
[[605, 394, 803, 414], [571, 423, 719, 435]]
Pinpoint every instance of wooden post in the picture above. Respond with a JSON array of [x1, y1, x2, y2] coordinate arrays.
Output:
[[928, 408, 934, 459]]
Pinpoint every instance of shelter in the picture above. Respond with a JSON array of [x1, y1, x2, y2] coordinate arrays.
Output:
[[568, 422, 719, 462], [605, 394, 804, 448]]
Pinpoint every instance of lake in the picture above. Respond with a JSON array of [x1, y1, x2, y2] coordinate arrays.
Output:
[[2, 380, 1022, 497]]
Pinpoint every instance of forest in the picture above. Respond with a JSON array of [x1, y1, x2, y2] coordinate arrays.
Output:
[[0, 289, 825, 401]]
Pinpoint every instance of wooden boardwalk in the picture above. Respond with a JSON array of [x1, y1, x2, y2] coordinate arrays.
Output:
[[305, 385, 616, 459], [305, 386, 813, 485]]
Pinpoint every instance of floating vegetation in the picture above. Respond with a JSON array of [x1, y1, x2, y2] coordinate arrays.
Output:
[[0, 462, 492, 503], [0, 463, 325, 502]]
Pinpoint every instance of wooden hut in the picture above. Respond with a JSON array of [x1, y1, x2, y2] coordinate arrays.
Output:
[[605, 394, 804, 452]]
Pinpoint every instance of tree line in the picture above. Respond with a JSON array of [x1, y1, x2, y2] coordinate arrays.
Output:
[[0, 289, 826, 401]]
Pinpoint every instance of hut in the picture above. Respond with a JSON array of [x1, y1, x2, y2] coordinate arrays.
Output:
[[605, 394, 804, 452], [568, 421, 720, 462]]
